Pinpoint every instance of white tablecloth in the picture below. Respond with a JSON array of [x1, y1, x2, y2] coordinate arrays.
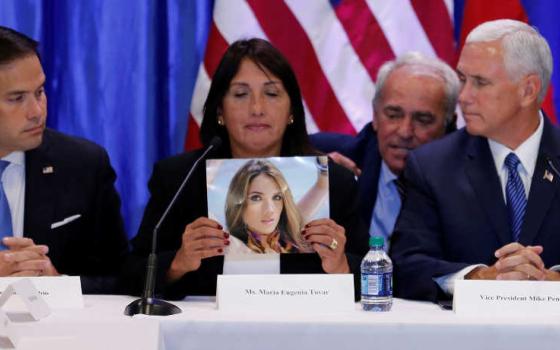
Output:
[[5, 295, 560, 350]]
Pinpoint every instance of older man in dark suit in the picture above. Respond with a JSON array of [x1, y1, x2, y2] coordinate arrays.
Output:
[[391, 19, 560, 302], [0, 26, 127, 292], [311, 53, 459, 247]]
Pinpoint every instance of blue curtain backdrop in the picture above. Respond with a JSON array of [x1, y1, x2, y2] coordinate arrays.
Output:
[[0, 0, 214, 238]]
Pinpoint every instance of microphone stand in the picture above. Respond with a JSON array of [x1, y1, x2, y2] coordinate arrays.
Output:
[[124, 138, 221, 316]]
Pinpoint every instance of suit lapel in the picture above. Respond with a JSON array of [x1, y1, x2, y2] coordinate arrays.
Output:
[[520, 120, 560, 244], [24, 130, 57, 243], [465, 136, 511, 246]]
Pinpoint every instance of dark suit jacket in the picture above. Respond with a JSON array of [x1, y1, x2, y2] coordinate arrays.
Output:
[[123, 149, 369, 300], [24, 129, 128, 293], [391, 119, 560, 302], [310, 123, 382, 227]]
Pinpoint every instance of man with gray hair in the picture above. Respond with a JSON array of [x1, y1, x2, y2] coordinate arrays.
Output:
[[391, 19, 560, 303], [311, 52, 460, 248]]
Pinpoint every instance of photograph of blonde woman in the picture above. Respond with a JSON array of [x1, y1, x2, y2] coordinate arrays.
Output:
[[207, 157, 328, 255]]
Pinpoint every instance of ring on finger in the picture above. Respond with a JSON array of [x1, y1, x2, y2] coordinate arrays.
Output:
[[329, 238, 338, 251]]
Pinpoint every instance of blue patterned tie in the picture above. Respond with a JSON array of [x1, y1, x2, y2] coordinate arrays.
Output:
[[505, 153, 526, 242], [0, 160, 12, 249]]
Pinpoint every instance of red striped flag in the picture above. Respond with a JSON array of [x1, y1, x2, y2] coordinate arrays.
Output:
[[186, 0, 456, 150]]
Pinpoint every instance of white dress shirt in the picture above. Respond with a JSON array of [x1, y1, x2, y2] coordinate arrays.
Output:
[[1, 151, 25, 238], [435, 114, 544, 295]]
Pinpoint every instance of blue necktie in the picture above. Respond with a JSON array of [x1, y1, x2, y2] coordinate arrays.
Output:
[[370, 178, 401, 250], [505, 153, 526, 242], [0, 160, 12, 249]]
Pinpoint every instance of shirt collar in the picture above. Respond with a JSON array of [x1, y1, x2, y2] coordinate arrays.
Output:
[[1, 151, 25, 167], [488, 113, 544, 177], [380, 160, 398, 186]]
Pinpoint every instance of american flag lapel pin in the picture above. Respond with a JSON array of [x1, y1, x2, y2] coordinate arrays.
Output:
[[544, 169, 554, 183], [42, 166, 54, 174]]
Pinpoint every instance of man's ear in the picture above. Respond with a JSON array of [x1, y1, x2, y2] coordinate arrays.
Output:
[[519, 74, 541, 107]]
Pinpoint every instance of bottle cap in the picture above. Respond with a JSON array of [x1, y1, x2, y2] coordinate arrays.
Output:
[[369, 236, 384, 247]]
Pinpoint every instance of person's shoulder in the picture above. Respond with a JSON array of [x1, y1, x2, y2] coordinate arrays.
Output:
[[151, 149, 208, 180], [311, 123, 376, 159], [34, 129, 110, 168], [42, 128, 106, 156], [413, 128, 472, 161], [142, 150, 208, 192], [310, 122, 377, 153], [404, 128, 478, 182], [310, 132, 355, 153]]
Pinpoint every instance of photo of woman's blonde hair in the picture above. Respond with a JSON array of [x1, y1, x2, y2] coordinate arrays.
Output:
[[206, 156, 329, 255], [225, 159, 309, 253]]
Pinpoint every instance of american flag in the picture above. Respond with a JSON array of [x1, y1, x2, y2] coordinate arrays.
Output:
[[185, 0, 559, 150]]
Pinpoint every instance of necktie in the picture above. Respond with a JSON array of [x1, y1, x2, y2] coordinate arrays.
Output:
[[394, 176, 406, 201], [0, 160, 12, 249], [370, 178, 401, 249], [504, 153, 526, 242]]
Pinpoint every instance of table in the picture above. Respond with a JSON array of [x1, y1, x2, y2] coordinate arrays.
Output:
[[3, 295, 161, 350], [5, 295, 560, 350]]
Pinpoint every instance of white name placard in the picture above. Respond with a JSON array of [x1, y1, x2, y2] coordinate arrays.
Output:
[[0, 308, 17, 347], [217, 274, 354, 313], [454, 279, 560, 315], [0, 276, 83, 309], [0, 278, 50, 320]]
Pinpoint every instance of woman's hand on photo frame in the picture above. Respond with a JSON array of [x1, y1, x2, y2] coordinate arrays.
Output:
[[166, 217, 229, 282], [302, 218, 350, 274]]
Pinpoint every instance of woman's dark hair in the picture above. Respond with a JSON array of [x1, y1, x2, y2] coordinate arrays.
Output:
[[200, 38, 315, 156], [0, 26, 39, 65]]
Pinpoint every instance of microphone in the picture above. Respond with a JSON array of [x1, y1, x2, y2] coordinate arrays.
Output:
[[125, 136, 222, 316]]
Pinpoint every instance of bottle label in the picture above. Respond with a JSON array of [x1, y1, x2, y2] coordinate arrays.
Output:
[[361, 272, 392, 297]]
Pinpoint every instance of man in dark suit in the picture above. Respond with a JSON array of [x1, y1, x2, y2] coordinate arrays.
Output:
[[0, 26, 127, 292], [311, 53, 459, 245], [391, 19, 560, 302]]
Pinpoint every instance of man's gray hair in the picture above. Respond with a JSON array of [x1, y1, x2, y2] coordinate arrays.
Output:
[[466, 19, 552, 103], [373, 52, 460, 124]]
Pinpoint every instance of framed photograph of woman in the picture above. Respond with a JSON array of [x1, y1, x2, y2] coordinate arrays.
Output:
[[206, 156, 329, 255]]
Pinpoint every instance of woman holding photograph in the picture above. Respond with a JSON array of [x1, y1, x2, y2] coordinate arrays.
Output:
[[123, 38, 368, 299]]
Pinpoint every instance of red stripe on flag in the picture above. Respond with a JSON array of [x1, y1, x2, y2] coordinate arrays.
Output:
[[185, 114, 203, 151], [459, 0, 528, 49], [334, 0, 395, 82], [542, 85, 557, 124], [410, 0, 456, 66], [247, 0, 356, 134], [203, 21, 230, 78], [184, 23, 229, 151]]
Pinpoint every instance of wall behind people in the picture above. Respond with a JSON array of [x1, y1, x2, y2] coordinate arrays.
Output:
[[1, 0, 560, 238]]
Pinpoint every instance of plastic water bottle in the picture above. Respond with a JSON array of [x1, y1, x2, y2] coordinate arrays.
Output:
[[361, 236, 392, 311]]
